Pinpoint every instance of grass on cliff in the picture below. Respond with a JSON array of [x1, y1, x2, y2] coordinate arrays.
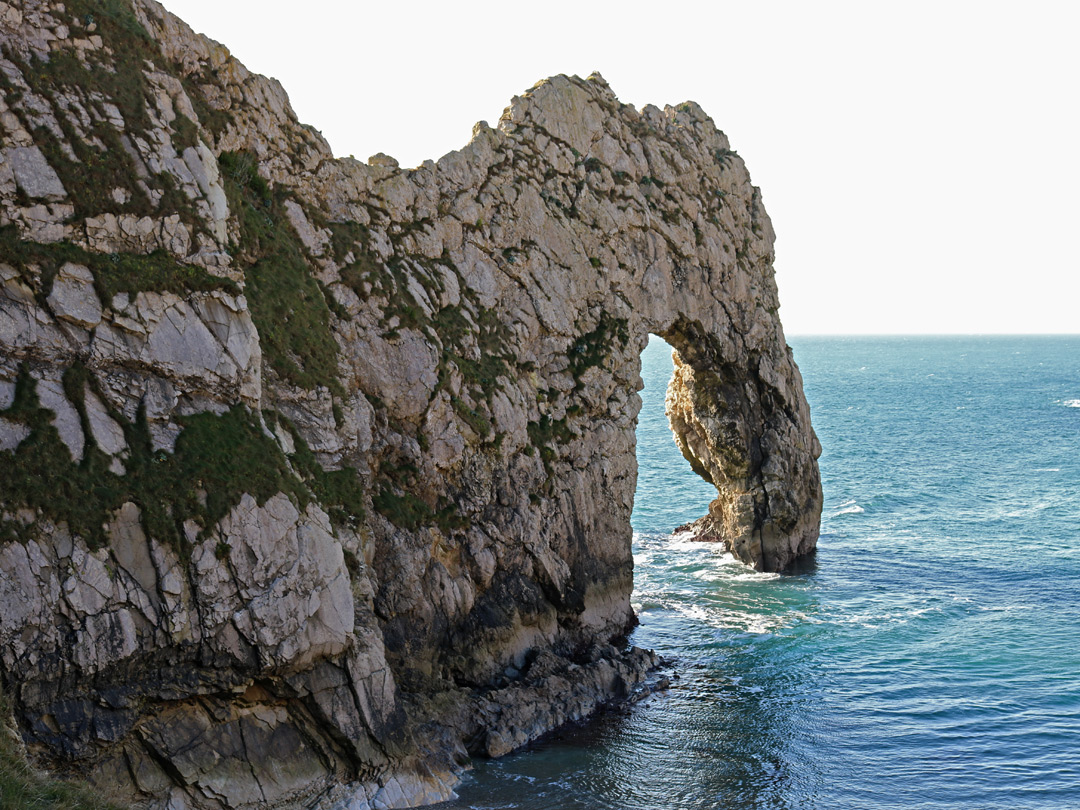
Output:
[[331, 212, 519, 450], [2, 0, 200, 225], [370, 458, 465, 532], [268, 413, 367, 530], [0, 226, 238, 306], [0, 363, 368, 552], [567, 312, 629, 388], [219, 151, 344, 395], [0, 754, 123, 810], [0, 365, 304, 554], [1, 692, 124, 810]]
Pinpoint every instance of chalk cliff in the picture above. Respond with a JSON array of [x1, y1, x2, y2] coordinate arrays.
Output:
[[0, 0, 822, 807]]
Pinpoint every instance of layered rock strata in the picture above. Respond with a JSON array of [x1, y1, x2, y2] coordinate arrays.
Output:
[[0, 1, 822, 807]]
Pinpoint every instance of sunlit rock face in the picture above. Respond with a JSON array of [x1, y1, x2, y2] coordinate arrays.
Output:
[[0, 0, 821, 807]]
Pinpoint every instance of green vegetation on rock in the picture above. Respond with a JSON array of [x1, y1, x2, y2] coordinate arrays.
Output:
[[372, 485, 434, 531], [0, 226, 237, 305], [170, 112, 201, 153], [219, 151, 343, 395], [567, 312, 629, 387], [268, 413, 366, 531], [22, 0, 153, 132], [1, 690, 123, 810], [0, 365, 307, 555], [373, 483, 465, 533], [522, 312, 629, 477], [0, 0, 205, 225], [371, 458, 465, 533], [527, 414, 574, 476], [333, 220, 517, 448]]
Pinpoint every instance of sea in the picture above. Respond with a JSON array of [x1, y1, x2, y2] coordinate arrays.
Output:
[[435, 335, 1080, 810]]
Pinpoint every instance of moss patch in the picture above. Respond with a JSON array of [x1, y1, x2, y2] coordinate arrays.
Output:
[[527, 414, 574, 478], [170, 113, 200, 154], [0, 365, 306, 556], [21, 4, 153, 133], [566, 312, 629, 387], [372, 486, 433, 531], [2, 1, 198, 223], [371, 459, 465, 533], [180, 71, 233, 140], [0, 226, 237, 306], [220, 151, 343, 395], [270, 414, 366, 531], [334, 225, 517, 446]]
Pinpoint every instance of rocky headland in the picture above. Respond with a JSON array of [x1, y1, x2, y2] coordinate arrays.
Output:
[[0, 1, 822, 807]]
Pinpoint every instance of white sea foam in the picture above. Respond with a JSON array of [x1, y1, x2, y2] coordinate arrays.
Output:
[[691, 608, 782, 634], [728, 570, 781, 583], [1064, 399, 1080, 408], [678, 604, 712, 623], [834, 499, 865, 515], [665, 534, 709, 552], [692, 569, 723, 583], [714, 553, 783, 582]]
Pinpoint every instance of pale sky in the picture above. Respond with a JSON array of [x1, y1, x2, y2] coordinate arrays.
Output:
[[160, 0, 1079, 335]]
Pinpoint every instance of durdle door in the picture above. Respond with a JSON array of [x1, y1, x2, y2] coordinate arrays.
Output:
[[0, 1, 822, 807]]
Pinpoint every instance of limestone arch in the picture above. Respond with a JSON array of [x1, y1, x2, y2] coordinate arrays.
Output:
[[638, 318, 822, 572]]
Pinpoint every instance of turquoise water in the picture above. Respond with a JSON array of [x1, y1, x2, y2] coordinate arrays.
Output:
[[438, 335, 1080, 809]]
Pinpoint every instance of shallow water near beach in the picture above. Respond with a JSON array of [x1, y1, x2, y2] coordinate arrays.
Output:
[[435, 335, 1080, 809]]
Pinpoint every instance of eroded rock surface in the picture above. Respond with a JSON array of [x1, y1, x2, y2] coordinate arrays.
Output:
[[0, 1, 821, 808]]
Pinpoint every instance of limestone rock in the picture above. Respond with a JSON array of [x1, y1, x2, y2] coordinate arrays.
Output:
[[0, 416, 29, 450], [8, 145, 66, 199], [84, 386, 127, 456], [284, 199, 331, 257], [182, 142, 229, 244], [0, 3, 821, 809], [46, 262, 102, 329], [32, 368, 83, 462], [91, 289, 260, 405]]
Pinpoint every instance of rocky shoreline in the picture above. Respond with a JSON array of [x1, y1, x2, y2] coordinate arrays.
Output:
[[320, 645, 670, 810]]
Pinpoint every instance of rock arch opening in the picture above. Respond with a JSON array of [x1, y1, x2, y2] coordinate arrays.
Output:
[[631, 334, 717, 536], [631, 324, 822, 573]]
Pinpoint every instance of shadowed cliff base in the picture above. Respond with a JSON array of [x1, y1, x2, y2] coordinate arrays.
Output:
[[0, 0, 821, 807]]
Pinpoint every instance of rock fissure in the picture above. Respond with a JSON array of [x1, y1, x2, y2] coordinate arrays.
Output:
[[0, 2, 821, 808]]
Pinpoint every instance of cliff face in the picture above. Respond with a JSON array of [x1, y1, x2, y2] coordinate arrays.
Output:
[[0, 1, 822, 807]]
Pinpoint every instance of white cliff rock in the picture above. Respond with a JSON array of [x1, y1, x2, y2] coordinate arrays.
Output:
[[46, 262, 102, 329], [8, 145, 66, 199], [0, 4, 821, 810], [182, 142, 229, 243], [32, 368, 83, 461]]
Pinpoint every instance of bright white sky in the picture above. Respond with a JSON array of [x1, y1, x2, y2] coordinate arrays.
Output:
[[160, 0, 1079, 335]]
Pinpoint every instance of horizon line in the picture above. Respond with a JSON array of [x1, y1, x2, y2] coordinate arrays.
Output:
[[785, 332, 1080, 338]]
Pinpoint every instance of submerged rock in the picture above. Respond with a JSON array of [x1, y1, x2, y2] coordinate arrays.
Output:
[[0, 1, 821, 808]]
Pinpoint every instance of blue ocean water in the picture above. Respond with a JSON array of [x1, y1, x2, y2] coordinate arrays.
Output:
[[438, 335, 1080, 809]]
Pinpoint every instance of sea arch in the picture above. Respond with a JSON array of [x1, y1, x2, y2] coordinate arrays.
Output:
[[638, 318, 823, 573]]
